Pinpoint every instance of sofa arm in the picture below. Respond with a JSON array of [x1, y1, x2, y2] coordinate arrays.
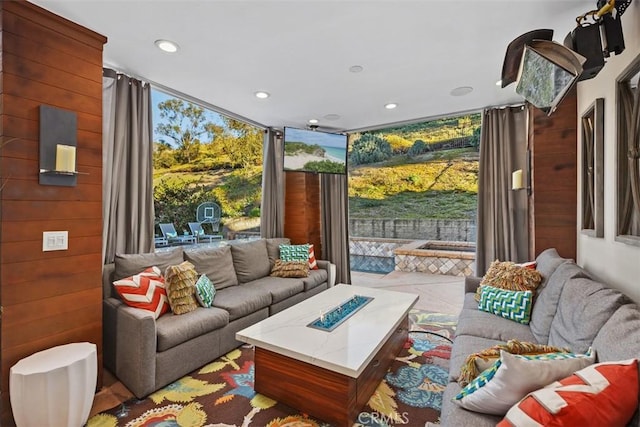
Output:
[[465, 276, 482, 294], [115, 305, 158, 398], [316, 260, 336, 287], [103, 297, 124, 373]]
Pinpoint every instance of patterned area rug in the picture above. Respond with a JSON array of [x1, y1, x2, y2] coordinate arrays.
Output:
[[88, 310, 456, 427]]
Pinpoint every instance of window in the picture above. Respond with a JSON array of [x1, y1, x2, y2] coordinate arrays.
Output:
[[151, 89, 263, 245]]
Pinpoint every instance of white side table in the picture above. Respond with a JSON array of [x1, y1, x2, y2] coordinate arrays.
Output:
[[10, 342, 97, 427]]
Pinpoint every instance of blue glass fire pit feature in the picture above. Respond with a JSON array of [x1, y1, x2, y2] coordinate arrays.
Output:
[[308, 295, 374, 332]]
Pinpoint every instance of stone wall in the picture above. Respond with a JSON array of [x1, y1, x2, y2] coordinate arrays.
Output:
[[350, 218, 476, 242]]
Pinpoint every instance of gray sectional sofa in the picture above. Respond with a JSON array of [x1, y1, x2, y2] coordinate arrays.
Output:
[[441, 248, 640, 426], [102, 238, 336, 398]]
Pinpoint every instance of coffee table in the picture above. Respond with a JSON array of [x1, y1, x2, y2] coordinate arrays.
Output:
[[236, 284, 418, 426]]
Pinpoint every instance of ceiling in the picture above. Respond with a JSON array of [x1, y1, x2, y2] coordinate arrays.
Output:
[[31, 0, 592, 132]]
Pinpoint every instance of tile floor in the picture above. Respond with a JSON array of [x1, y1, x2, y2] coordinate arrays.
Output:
[[89, 270, 465, 417]]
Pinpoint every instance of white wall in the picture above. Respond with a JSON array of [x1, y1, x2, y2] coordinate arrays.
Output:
[[576, 1, 640, 302]]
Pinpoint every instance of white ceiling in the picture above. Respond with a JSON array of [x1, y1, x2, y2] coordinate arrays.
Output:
[[31, 0, 592, 131]]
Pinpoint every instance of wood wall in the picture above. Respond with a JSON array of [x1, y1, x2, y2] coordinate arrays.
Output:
[[284, 172, 322, 258], [0, 1, 106, 424], [529, 89, 578, 260]]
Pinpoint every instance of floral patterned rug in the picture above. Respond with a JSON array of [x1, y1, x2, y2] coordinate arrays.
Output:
[[88, 310, 456, 427]]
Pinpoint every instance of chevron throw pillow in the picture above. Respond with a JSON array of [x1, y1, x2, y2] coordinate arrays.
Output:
[[499, 359, 637, 426], [194, 274, 216, 308], [478, 285, 533, 324], [113, 266, 169, 319]]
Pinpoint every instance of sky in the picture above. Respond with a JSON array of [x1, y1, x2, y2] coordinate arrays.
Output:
[[284, 127, 347, 149], [151, 88, 227, 146]]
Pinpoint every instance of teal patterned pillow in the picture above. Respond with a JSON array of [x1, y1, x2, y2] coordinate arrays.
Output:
[[194, 274, 216, 307], [279, 244, 310, 262], [478, 285, 532, 324]]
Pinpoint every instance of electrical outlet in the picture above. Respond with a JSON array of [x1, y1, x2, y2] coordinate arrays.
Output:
[[43, 231, 68, 251]]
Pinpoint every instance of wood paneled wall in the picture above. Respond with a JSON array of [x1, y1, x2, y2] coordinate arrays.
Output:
[[529, 90, 578, 260], [0, 1, 106, 424], [284, 172, 322, 258]]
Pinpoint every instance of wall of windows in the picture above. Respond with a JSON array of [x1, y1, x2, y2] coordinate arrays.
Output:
[[151, 88, 263, 244]]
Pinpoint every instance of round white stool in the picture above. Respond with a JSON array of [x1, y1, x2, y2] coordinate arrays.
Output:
[[10, 342, 97, 427]]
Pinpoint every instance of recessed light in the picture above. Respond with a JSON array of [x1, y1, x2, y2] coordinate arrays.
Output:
[[308, 119, 319, 124], [384, 103, 398, 109], [154, 39, 179, 53], [324, 114, 340, 121], [349, 65, 364, 73], [254, 91, 270, 99], [450, 86, 474, 96]]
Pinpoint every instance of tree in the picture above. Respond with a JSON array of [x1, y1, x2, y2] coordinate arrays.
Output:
[[349, 134, 392, 165], [218, 117, 263, 168], [155, 99, 224, 163]]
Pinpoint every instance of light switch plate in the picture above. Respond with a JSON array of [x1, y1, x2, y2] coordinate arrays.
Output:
[[43, 231, 68, 251]]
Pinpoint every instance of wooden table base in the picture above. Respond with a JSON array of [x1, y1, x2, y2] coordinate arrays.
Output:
[[253, 317, 409, 427]]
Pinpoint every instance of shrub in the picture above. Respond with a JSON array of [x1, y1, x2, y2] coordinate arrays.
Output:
[[154, 177, 212, 232], [349, 134, 392, 165], [407, 139, 429, 156]]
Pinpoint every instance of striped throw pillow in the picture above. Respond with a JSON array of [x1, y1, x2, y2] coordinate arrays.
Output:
[[478, 285, 533, 325], [113, 266, 170, 319]]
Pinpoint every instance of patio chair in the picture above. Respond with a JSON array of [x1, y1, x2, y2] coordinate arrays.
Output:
[[158, 223, 196, 246], [188, 222, 223, 243]]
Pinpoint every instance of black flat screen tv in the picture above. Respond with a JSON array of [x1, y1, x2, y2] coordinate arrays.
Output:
[[515, 40, 585, 115], [283, 127, 348, 174]]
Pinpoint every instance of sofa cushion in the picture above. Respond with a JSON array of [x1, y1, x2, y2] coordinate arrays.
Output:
[[194, 274, 216, 308], [231, 239, 271, 283], [500, 359, 638, 427], [476, 260, 542, 301], [455, 308, 537, 343], [270, 260, 309, 278], [530, 262, 590, 344], [535, 247, 570, 290], [463, 292, 480, 309], [156, 306, 229, 352], [441, 383, 502, 427], [212, 285, 272, 321], [114, 248, 184, 281], [265, 237, 290, 268], [164, 261, 199, 315], [242, 277, 305, 304], [593, 303, 640, 362], [478, 286, 533, 325], [454, 349, 595, 415], [449, 334, 505, 382], [112, 266, 170, 319], [548, 277, 630, 353], [184, 245, 239, 290], [302, 268, 328, 291]]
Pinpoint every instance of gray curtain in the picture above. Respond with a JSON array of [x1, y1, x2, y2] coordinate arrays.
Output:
[[475, 106, 529, 275], [618, 81, 640, 236], [260, 128, 285, 238], [321, 173, 351, 284], [102, 68, 154, 264]]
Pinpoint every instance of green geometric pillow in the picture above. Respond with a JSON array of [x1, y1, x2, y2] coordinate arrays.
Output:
[[194, 274, 216, 308], [279, 244, 310, 262], [478, 285, 532, 325]]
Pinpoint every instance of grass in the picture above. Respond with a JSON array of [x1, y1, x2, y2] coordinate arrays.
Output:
[[348, 148, 479, 219]]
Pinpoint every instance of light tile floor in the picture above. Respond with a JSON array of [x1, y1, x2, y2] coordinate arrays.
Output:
[[90, 270, 465, 417]]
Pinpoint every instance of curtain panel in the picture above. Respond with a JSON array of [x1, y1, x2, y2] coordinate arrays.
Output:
[[320, 173, 351, 284], [475, 106, 529, 276], [102, 69, 155, 264], [260, 128, 285, 238]]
